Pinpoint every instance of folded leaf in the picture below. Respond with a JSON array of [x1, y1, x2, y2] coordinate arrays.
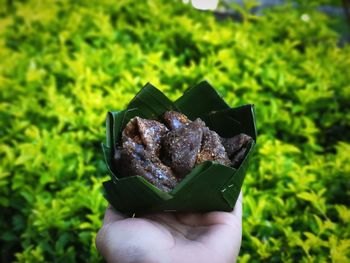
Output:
[[104, 176, 172, 214], [127, 82, 178, 119], [203, 105, 257, 140], [102, 81, 257, 214], [222, 140, 255, 207], [175, 81, 230, 120]]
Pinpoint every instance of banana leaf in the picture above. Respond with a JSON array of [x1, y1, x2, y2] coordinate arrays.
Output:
[[102, 81, 257, 214]]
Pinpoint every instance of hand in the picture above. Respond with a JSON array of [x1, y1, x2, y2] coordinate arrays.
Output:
[[96, 192, 242, 263]]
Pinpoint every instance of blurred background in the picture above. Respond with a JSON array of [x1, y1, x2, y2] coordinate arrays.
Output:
[[0, 0, 349, 262]]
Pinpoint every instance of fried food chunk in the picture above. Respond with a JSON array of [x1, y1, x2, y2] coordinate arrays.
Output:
[[161, 119, 203, 178], [221, 133, 253, 167]]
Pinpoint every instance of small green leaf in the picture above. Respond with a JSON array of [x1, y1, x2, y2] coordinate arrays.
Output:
[[175, 80, 230, 120]]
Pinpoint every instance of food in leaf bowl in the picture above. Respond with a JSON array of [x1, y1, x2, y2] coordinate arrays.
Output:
[[102, 81, 257, 214]]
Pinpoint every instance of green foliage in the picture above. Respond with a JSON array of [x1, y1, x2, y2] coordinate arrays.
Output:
[[0, 0, 349, 262]]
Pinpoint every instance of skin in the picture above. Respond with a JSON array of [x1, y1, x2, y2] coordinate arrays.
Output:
[[96, 192, 242, 263]]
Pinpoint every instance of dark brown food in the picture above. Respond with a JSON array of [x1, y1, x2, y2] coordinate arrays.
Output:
[[123, 116, 168, 156], [115, 111, 253, 192], [119, 137, 178, 192], [163, 111, 190, 130], [161, 119, 203, 178], [221, 134, 252, 167], [196, 126, 231, 166]]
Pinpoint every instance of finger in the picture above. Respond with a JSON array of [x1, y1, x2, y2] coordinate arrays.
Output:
[[176, 213, 210, 226], [176, 190, 243, 227], [195, 192, 243, 262], [175, 212, 234, 227], [231, 190, 243, 218], [103, 204, 126, 225], [141, 212, 177, 223]]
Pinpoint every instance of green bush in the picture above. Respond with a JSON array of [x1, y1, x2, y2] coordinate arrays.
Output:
[[0, 0, 349, 262]]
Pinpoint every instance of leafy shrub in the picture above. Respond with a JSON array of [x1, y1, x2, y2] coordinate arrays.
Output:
[[0, 0, 349, 262]]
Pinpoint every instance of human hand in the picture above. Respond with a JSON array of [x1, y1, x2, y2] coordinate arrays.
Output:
[[96, 192, 242, 263]]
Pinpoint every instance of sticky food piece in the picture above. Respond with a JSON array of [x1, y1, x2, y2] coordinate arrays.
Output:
[[196, 126, 231, 166], [123, 116, 168, 156], [221, 133, 253, 167], [119, 137, 178, 192], [163, 111, 190, 130], [161, 119, 203, 178]]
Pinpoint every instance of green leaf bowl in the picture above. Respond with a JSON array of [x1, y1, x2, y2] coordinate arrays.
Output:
[[102, 81, 257, 214]]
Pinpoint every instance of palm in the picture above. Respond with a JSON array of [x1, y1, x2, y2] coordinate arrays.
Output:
[[96, 193, 242, 263]]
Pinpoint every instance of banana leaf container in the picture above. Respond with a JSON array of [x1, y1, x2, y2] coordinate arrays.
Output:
[[102, 81, 257, 214]]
